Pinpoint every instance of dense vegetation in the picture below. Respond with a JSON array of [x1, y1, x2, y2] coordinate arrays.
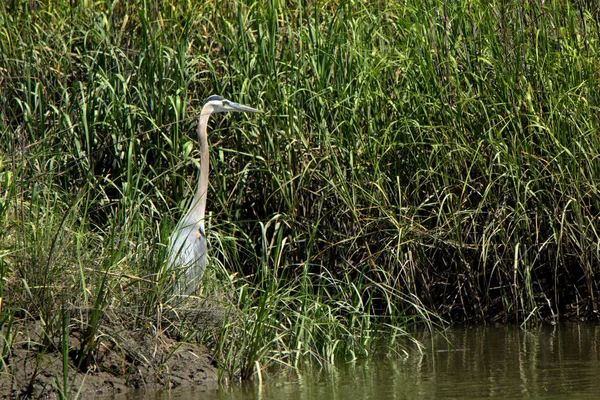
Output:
[[1, 0, 599, 393]]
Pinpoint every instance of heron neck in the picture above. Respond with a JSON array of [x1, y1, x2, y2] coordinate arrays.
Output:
[[192, 110, 211, 222]]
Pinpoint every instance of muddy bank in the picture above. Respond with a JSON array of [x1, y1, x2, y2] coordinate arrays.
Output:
[[0, 303, 224, 399]]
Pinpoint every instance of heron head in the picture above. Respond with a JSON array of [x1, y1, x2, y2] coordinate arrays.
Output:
[[203, 95, 261, 114]]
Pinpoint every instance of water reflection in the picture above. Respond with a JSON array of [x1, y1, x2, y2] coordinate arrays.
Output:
[[121, 324, 600, 400], [412, 324, 600, 399]]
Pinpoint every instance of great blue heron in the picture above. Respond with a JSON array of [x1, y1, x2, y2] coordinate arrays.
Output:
[[168, 95, 261, 294]]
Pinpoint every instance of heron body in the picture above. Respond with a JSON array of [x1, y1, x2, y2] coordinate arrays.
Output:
[[167, 95, 261, 294]]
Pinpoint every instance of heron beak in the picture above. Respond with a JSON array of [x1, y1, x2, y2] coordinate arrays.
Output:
[[229, 102, 262, 113]]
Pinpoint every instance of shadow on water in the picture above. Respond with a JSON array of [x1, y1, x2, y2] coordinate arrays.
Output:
[[116, 324, 600, 400]]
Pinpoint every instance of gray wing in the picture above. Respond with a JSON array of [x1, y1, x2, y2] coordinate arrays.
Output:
[[168, 223, 207, 294]]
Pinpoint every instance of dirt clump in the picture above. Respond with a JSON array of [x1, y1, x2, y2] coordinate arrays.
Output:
[[0, 302, 225, 399]]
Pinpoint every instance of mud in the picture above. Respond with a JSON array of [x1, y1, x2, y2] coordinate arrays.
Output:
[[0, 302, 225, 399]]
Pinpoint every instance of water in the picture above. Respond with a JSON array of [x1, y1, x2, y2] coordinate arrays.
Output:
[[122, 324, 600, 399]]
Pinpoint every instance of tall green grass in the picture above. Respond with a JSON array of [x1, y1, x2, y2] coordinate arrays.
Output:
[[1, 0, 599, 388]]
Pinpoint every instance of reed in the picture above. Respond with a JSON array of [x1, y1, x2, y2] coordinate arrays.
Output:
[[1, 0, 599, 391]]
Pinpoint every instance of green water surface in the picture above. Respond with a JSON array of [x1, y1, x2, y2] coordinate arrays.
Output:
[[122, 324, 600, 399]]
